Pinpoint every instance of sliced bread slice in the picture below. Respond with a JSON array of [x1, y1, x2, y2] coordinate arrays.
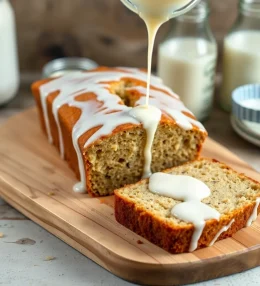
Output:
[[114, 158, 260, 253]]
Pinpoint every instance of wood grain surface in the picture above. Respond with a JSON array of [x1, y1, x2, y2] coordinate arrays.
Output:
[[0, 108, 260, 286]]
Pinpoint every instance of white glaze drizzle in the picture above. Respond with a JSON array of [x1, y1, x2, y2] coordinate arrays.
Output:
[[132, 86, 206, 131], [144, 18, 162, 106], [118, 67, 163, 84], [41, 69, 176, 145], [129, 105, 162, 178], [246, 198, 260, 227], [39, 69, 205, 193], [209, 219, 235, 247], [134, 0, 191, 105], [149, 173, 220, 252]]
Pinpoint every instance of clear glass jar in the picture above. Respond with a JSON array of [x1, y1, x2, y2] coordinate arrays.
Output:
[[0, 0, 19, 106], [120, 0, 201, 19], [220, 0, 260, 112], [158, 0, 217, 122]]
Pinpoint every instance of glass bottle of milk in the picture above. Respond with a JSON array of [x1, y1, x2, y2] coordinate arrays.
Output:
[[0, 0, 19, 106], [158, 0, 217, 121], [220, 0, 260, 112]]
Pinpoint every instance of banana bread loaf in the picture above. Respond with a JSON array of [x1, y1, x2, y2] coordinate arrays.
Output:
[[31, 67, 207, 196]]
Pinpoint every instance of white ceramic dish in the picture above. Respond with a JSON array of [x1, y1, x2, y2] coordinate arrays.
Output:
[[231, 116, 260, 148], [242, 120, 260, 138]]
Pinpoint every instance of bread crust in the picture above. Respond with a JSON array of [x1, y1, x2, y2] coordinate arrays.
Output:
[[114, 158, 260, 253]]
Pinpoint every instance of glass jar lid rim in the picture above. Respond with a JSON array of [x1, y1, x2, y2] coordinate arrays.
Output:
[[43, 57, 98, 78]]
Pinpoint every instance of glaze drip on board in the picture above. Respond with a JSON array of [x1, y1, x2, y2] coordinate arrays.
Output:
[[149, 172, 235, 251], [39, 68, 205, 193]]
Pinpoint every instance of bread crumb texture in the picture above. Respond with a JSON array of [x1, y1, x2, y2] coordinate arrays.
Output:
[[87, 124, 205, 196]]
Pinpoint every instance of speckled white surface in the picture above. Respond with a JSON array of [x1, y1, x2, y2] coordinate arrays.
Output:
[[0, 88, 260, 286], [0, 215, 260, 286]]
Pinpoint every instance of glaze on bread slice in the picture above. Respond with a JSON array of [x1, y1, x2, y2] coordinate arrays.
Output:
[[115, 158, 260, 253]]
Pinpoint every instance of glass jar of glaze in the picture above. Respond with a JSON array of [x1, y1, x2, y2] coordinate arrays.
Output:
[[158, 0, 217, 122], [120, 0, 201, 19], [220, 0, 260, 112], [0, 0, 19, 106]]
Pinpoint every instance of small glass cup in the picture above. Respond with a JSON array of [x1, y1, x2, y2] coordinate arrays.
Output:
[[120, 0, 201, 19]]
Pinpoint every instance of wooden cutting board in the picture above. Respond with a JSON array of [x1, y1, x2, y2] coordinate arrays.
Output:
[[0, 108, 260, 286]]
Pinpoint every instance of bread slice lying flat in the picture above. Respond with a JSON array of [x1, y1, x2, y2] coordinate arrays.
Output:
[[114, 159, 260, 253]]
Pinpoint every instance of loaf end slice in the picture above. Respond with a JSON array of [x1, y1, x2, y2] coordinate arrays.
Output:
[[114, 158, 260, 253]]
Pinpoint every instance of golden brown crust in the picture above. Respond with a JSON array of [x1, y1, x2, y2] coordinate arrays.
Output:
[[31, 68, 207, 196], [115, 192, 259, 253], [114, 158, 260, 254]]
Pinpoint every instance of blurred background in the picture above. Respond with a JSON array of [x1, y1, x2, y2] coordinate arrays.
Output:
[[11, 0, 237, 72]]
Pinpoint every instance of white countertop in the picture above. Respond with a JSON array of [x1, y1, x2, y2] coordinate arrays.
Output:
[[0, 86, 260, 286]]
